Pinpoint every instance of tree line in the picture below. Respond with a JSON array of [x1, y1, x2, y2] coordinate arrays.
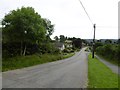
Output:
[[95, 39, 120, 64]]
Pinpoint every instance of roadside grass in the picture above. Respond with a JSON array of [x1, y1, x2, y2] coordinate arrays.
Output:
[[62, 52, 75, 59], [2, 52, 75, 72], [88, 54, 119, 88]]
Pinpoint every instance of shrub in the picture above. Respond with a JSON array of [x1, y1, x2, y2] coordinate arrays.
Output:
[[96, 44, 119, 64], [63, 48, 70, 53]]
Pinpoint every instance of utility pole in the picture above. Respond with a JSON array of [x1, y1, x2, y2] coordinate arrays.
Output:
[[92, 24, 96, 58]]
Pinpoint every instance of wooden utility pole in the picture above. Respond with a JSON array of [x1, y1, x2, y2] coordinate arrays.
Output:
[[92, 24, 96, 58]]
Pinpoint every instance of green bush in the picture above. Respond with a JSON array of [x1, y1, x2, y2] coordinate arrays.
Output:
[[95, 42, 103, 49], [2, 54, 62, 71], [63, 48, 75, 53], [96, 44, 120, 65], [63, 48, 70, 53]]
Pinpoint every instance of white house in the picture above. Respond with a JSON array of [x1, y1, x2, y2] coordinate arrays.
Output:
[[55, 42, 65, 51], [65, 40, 73, 48]]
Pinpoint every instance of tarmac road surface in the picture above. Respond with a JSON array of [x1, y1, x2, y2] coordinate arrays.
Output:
[[2, 47, 88, 88]]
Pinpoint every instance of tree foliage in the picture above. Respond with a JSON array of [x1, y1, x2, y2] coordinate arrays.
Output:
[[54, 36, 59, 41], [59, 35, 66, 42], [118, 39, 120, 44], [105, 39, 112, 44], [2, 7, 54, 57], [2, 7, 47, 43], [72, 38, 82, 49], [96, 44, 120, 63]]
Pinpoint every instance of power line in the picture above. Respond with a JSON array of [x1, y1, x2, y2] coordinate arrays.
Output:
[[78, 0, 93, 25]]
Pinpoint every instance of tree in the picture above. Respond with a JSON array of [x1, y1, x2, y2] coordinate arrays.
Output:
[[68, 37, 76, 41], [82, 39, 89, 46], [118, 39, 120, 44], [95, 42, 103, 50], [2, 7, 54, 56], [43, 19, 54, 42], [43, 19, 54, 36], [72, 38, 82, 49], [59, 35, 66, 42], [105, 39, 112, 44], [54, 36, 59, 41], [97, 40, 101, 43]]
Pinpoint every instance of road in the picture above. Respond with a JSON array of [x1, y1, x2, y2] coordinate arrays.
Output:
[[2, 47, 88, 88]]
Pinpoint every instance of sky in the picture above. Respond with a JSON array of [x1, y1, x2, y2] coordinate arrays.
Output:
[[0, 0, 119, 39]]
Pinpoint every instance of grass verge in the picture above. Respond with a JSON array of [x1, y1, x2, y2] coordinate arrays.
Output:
[[63, 53, 74, 59], [2, 53, 75, 72], [88, 54, 119, 88]]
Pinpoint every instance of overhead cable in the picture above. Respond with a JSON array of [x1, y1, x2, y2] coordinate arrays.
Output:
[[78, 0, 93, 25]]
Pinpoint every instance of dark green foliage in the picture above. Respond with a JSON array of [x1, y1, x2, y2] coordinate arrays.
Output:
[[2, 7, 54, 57], [63, 48, 70, 53], [118, 39, 120, 44], [2, 54, 62, 71], [95, 42, 103, 49], [72, 38, 82, 49], [54, 36, 59, 41], [2, 7, 46, 43], [82, 39, 88, 46], [116, 45, 120, 61], [59, 35, 66, 42], [43, 18, 54, 37], [96, 44, 120, 65], [66, 37, 82, 49], [2, 42, 20, 58], [105, 39, 112, 44], [2, 52, 75, 72], [38, 42, 60, 54], [3, 42, 39, 58], [63, 47, 75, 53], [67, 37, 76, 41]]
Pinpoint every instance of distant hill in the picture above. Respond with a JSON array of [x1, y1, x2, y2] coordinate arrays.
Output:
[[83, 39, 118, 44], [100, 39, 118, 43]]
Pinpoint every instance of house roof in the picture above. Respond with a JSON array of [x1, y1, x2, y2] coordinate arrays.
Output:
[[65, 40, 72, 43]]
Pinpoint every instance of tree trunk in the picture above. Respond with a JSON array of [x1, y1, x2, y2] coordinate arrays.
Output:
[[23, 44, 27, 56]]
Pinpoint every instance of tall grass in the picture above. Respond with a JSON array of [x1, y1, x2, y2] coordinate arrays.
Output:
[[2, 53, 75, 72], [2, 54, 62, 71]]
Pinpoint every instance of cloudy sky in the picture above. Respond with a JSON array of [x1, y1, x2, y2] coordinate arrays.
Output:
[[0, 0, 119, 39]]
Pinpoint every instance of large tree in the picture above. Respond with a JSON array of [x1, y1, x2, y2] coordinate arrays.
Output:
[[54, 36, 59, 42], [73, 38, 82, 49], [59, 35, 66, 42], [2, 7, 54, 56]]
